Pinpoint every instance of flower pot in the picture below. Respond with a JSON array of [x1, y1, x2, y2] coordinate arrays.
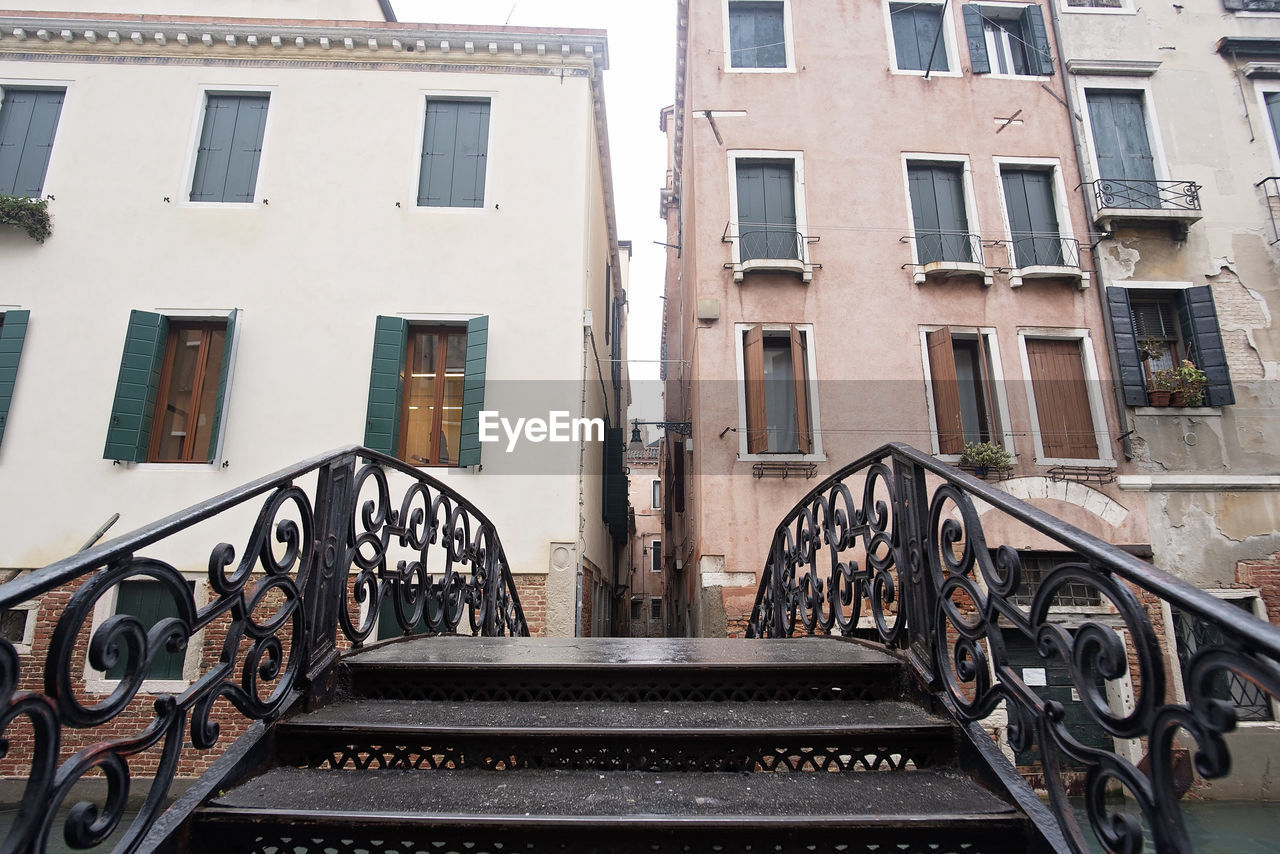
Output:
[[974, 466, 989, 478], [1148, 390, 1172, 406], [1170, 391, 1189, 407]]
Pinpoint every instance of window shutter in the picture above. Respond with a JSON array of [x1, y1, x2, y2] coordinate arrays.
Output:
[[418, 101, 458, 206], [0, 89, 64, 197], [103, 311, 168, 462], [672, 439, 686, 513], [962, 6, 990, 74], [735, 163, 766, 262], [0, 310, 30, 450], [457, 315, 489, 467], [363, 316, 408, 455], [207, 309, 238, 462], [743, 325, 767, 454], [925, 328, 965, 455], [1020, 5, 1054, 76], [605, 426, 628, 543], [1026, 339, 1099, 459], [224, 96, 269, 203], [451, 101, 490, 208], [190, 96, 236, 202], [1178, 286, 1235, 407], [789, 326, 811, 454], [1105, 287, 1149, 407]]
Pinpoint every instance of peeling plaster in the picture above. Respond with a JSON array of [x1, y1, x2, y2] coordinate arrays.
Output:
[[1206, 265, 1270, 381], [1101, 239, 1141, 280]]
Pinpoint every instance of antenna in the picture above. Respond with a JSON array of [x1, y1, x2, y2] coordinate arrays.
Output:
[[504, 3, 517, 25]]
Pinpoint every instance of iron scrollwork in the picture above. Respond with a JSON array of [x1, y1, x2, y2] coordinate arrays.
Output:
[[749, 442, 1280, 854]]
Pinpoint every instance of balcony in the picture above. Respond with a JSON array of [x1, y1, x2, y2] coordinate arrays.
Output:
[[1083, 179, 1203, 237], [723, 223, 818, 283], [1003, 235, 1089, 289], [902, 231, 993, 287]]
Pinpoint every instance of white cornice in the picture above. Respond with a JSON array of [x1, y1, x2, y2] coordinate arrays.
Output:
[[1066, 58, 1161, 77], [1117, 474, 1280, 492]]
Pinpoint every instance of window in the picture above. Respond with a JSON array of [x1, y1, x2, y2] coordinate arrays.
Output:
[[1001, 551, 1103, 608], [740, 324, 817, 456], [1264, 90, 1280, 162], [0, 87, 64, 197], [1172, 597, 1274, 722], [1019, 332, 1109, 463], [630, 597, 643, 622], [651, 597, 663, 621], [1066, 0, 1124, 7], [106, 580, 195, 681], [417, 99, 490, 208], [999, 166, 1066, 268], [1084, 89, 1158, 208], [376, 584, 433, 640], [0, 310, 30, 452], [923, 328, 1006, 455], [0, 600, 36, 653], [1224, 0, 1280, 12], [962, 5, 1054, 77], [727, 1, 788, 69], [907, 162, 974, 264], [363, 315, 488, 467], [1104, 286, 1235, 407], [652, 479, 661, 510], [735, 160, 798, 261], [651, 539, 662, 573], [189, 93, 269, 203], [888, 2, 951, 73], [103, 310, 239, 464]]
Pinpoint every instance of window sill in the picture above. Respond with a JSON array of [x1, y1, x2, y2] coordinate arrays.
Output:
[[913, 261, 993, 287], [725, 66, 796, 74], [1034, 457, 1117, 468], [120, 461, 223, 472], [737, 452, 826, 463], [734, 257, 812, 283], [1009, 265, 1090, 289], [890, 68, 963, 78], [1133, 405, 1223, 417], [978, 73, 1051, 82], [85, 678, 192, 695], [1059, 6, 1136, 15]]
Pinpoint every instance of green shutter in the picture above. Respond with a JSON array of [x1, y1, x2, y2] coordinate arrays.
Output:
[[1178, 287, 1235, 407], [604, 426, 627, 543], [1106, 287, 1149, 407], [418, 100, 490, 208], [963, 6, 990, 74], [207, 309, 238, 462], [0, 89, 64, 197], [190, 95, 269, 203], [1021, 5, 1054, 76], [457, 315, 489, 468], [107, 580, 189, 680], [0, 310, 31, 450], [103, 311, 168, 462], [363, 316, 408, 455]]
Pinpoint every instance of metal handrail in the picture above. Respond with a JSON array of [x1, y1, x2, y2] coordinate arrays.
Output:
[[0, 446, 527, 853], [901, 231, 986, 267], [747, 442, 1280, 854], [1005, 234, 1082, 270], [1083, 178, 1202, 212]]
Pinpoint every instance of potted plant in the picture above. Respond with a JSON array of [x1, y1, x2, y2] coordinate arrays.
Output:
[[0, 194, 52, 243], [1168, 360, 1207, 406], [1148, 367, 1176, 407], [959, 441, 1013, 478], [1137, 336, 1166, 363]]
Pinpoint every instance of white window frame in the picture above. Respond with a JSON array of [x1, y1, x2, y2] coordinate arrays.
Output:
[[410, 89, 498, 213], [882, 0, 961, 78], [992, 156, 1089, 287], [1160, 590, 1280, 728], [1074, 77, 1173, 187], [181, 85, 277, 208], [651, 539, 663, 573], [1016, 327, 1116, 467], [726, 150, 812, 281], [722, 0, 796, 74], [652, 479, 661, 510], [974, 2, 1052, 81], [901, 153, 990, 284], [84, 574, 206, 695], [733, 321, 824, 462], [0, 77, 72, 198], [132, 307, 241, 471], [1056, 0, 1134, 15], [918, 325, 1015, 460], [1253, 79, 1280, 176], [1, 598, 38, 655]]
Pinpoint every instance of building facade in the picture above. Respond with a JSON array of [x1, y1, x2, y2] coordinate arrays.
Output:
[[623, 439, 665, 637]]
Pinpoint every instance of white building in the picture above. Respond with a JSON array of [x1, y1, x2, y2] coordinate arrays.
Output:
[[0, 0, 629, 639]]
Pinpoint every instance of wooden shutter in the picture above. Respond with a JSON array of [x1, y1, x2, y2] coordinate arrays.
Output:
[[0, 89, 64, 197], [453, 101, 490, 208], [1087, 91, 1156, 190], [1178, 286, 1235, 407], [418, 100, 489, 208], [1002, 169, 1062, 267], [457, 315, 489, 467], [605, 426, 628, 543], [363, 316, 408, 455], [736, 163, 766, 262], [107, 581, 190, 680], [1021, 5, 1055, 75], [206, 309, 238, 462], [224, 96, 269, 203], [743, 325, 767, 453], [893, 5, 948, 72], [191, 95, 268, 203], [1025, 338, 1099, 459], [926, 328, 965, 454], [789, 326, 811, 454], [729, 2, 786, 69], [962, 6, 990, 74], [1105, 287, 1149, 406], [0, 310, 30, 450], [103, 311, 168, 462]]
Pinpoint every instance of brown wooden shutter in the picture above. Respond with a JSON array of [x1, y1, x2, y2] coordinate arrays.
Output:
[[925, 328, 964, 454], [789, 326, 811, 454], [743, 325, 767, 453], [1025, 338, 1099, 459]]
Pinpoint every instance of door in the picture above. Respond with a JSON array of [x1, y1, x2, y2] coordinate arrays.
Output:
[[1087, 91, 1157, 208], [1002, 169, 1064, 267], [908, 164, 971, 264]]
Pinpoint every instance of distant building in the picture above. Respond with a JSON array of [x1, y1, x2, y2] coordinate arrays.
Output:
[[624, 438, 664, 637]]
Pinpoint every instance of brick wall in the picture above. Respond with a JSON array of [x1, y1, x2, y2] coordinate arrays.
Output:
[[513, 574, 546, 638], [1237, 553, 1280, 626]]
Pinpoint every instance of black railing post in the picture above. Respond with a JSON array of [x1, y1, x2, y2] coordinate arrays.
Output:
[[891, 452, 939, 688], [301, 450, 357, 708]]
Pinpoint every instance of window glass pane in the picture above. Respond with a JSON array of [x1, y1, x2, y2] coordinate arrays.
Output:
[[630, 598, 643, 621], [190, 329, 224, 461], [404, 331, 440, 465], [439, 333, 466, 466], [152, 324, 224, 463], [763, 336, 798, 453], [0, 609, 27, 644], [952, 339, 992, 444], [651, 598, 663, 620], [1173, 601, 1274, 722], [890, 4, 947, 72]]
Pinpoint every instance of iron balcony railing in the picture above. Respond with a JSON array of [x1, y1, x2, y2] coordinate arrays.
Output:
[[1255, 176, 1280, 245], [1084, 179, 1202, 213], [1006, 234, 1082, 270], [747, 442, 1280, 854], [0, 447, 526, 853], [903, 231, 986, 267]]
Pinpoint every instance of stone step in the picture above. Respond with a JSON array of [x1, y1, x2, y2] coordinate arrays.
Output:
[[275, 698, 956, 772]]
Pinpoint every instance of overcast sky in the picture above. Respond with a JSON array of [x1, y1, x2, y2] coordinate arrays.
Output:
[[393, 1, 675, 420]]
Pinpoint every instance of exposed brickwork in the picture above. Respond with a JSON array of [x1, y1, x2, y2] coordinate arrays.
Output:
[[1207, 268, 1268, 381], [514, 574, 546, 638], [1236, 553, 1280, 627], [579, 565, 598, 638]]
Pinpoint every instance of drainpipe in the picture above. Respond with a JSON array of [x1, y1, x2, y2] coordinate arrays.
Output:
[[1046, 4, 1134, 462], [575, 322, 589, 637]]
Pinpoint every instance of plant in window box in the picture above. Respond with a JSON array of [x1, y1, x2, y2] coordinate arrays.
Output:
[[1163, 360, 1207, 407], [1147, 367, 1176, 407], [958, 441, 1013, 478], [0, 195, 52, 243], [1137, 335, 1166, 363]]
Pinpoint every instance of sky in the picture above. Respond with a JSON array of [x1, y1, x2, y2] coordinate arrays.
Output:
[[392, 1, 676, 421]]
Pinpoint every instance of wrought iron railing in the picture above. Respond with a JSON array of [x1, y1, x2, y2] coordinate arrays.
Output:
[[738, 228, 805, 263], [1006, 234, 1081, 270], [1084, 179, 1202, 213], [0, 446, 526, 853], [902, 231, 985, 267], [746, 442, 1280, 854]]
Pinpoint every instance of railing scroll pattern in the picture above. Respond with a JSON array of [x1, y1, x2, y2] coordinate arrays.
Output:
[[746, 443, 1280, 854], [0, 446, 526, 854]]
